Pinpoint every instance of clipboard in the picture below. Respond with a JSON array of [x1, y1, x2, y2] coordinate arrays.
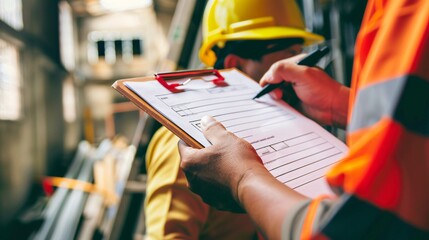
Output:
[[112, 68, 349, 198], [112, 69, 231, 149]]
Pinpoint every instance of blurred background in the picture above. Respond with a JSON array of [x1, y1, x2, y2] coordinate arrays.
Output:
[[0, 0, 366, 239]]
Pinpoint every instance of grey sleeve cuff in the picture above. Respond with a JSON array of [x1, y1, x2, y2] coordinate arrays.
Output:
[[282, 198, 335, 240]]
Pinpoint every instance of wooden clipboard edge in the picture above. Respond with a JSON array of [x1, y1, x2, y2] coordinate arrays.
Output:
[[112, 76, 204, 149]]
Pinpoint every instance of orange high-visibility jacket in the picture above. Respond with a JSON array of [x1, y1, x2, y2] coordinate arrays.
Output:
[[301, 0, 429, 239]]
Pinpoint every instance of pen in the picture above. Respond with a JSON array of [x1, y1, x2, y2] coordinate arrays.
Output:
[[252, 46, 330, 99]]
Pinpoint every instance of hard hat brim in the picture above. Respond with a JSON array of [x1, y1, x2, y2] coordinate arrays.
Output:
[[200, 27, 324, 66]]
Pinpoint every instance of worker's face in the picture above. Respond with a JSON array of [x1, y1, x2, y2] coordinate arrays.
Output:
[[242, 44, 303, 81]]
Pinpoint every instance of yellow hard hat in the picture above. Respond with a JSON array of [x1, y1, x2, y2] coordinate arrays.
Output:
[[199, 0, 324, 66]]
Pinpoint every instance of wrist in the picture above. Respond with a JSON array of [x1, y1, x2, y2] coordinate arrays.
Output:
[[235, 165, 266, 205]]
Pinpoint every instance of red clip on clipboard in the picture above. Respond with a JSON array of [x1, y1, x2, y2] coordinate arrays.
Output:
[[154, 69, 227, 92]]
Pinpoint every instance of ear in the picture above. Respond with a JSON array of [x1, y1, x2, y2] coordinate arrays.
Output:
[[223, 54, 246, 70]]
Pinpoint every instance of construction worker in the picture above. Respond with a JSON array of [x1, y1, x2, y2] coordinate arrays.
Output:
[[179, 0, 429, 239], [144, 0, 323, 239]]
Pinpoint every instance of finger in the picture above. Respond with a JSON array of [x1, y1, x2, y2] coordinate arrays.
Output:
[[259, 67, 280, 87], [177, 139, 200, 157], [288, 53, 307, 63], [260, 53, 307, 86], [178, 140, 199, 166], [200, 115, 230, 145], [259, 70, 272, 87], [260, 62, 294, 87], [182, 168, 197, 187], [269, 88, 283, 100]]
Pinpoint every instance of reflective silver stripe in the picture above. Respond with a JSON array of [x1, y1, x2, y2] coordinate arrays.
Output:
[[349, 75, 429, 136]]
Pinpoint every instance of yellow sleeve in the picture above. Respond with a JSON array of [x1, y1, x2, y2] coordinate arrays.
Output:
[[144, 127, 258, 240], [144, 127, 210, 240]]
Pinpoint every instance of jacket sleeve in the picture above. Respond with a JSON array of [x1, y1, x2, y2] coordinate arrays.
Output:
[[283, 0, 429, 239]]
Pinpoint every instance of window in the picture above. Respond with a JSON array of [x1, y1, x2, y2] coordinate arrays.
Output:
[[88, 32, 144, 64], [59, 1, 76, 70], [100, 0, 152, 12], [62, 77, 77, 123], [0, 0, 23, 30], [0, 39, 21, 120]]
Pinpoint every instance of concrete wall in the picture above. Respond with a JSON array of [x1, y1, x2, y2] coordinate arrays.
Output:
[[0, 0, 176, 233], [0, 0, 81, 231]]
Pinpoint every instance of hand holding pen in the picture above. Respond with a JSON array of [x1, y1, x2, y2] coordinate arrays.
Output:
[[253, 46, 330, 99], [254, 45, 349, 127]]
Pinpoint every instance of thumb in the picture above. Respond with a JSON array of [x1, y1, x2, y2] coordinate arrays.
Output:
[[200, 115, 228, 145]]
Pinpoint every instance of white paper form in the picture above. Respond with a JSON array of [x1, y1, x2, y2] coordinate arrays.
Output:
[[125, 69, 348, 198]]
